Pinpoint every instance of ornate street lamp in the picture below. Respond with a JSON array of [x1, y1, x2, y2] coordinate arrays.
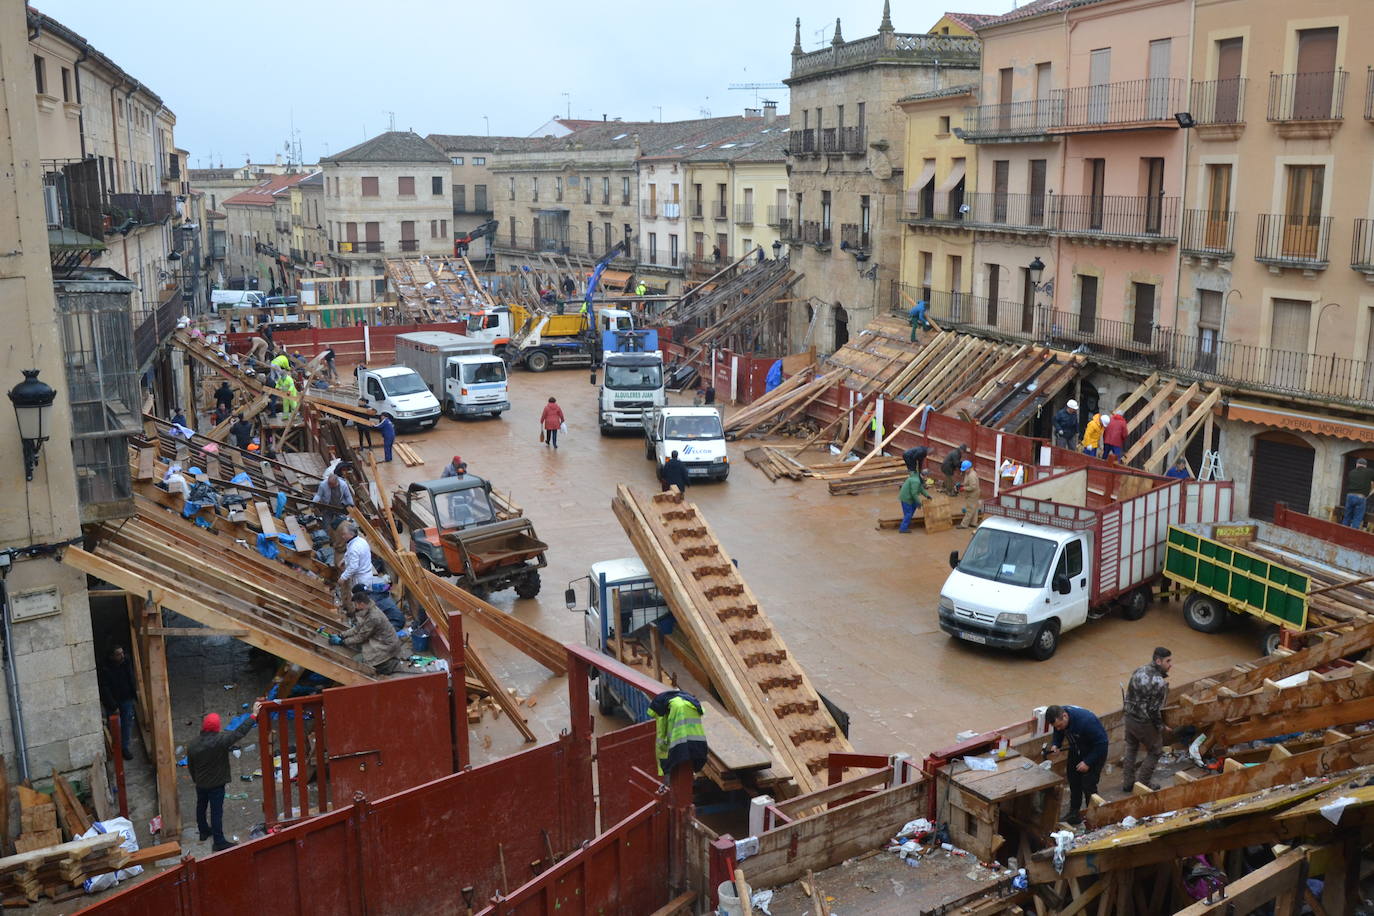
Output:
[[9, 370, 57, 481]]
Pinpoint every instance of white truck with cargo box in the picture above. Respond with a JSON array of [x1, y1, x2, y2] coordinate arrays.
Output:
[[938, 466, 1234, 660], [354, 365, 441, 431], [394, 331, 509, 420], [641, 406, 728, 481]]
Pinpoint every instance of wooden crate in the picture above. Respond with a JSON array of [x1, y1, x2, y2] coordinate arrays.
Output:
[[933, 751, 1064, 863]]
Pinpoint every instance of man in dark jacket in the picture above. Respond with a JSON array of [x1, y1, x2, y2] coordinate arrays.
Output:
[[902, 446, 929, 474], [941, 444, 969, 494], [659, 451, 690, 492], [1052, 399, 1079, 450], [188, 704, 260, 850], [213, 382, 235, 414], [98, 647, 138, 760], [229, 414, 254, 450], [1045, 703, 1109, 825], [1122, 647, 1172, 791]]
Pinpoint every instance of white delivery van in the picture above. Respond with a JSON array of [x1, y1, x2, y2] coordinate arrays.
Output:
[[642, 406, 728, 481], [211, 289, 265, 311], [355, 365, 442, 431]]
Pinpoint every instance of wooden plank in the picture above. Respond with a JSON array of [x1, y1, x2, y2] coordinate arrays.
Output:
[[1172, 847, 1308, 916], [144, 627, 250, 638], [142, 616, 179, 843], [845, 407, 924, 476], [1114, 372, 1161, 416], [1122, 383, 1199, 463], [1144, 389, 1223, 473], [1198, 625, 1374, 699], [1214, 694, 1374, 747], [1176, 667, 1374, 729]]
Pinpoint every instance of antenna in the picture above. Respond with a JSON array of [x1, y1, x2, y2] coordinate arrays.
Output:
[[385, 110, 395, 131], [561, 92, 571, 119], [728, 82, 788, 105]]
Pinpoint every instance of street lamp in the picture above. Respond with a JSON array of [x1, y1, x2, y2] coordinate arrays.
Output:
[[772, 239, 783, 260], [8, 370, 57, 482], [1028, 256, 1046, 288]]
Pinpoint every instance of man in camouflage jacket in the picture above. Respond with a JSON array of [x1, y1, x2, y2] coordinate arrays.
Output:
[[1121, 646, 1172, 791]]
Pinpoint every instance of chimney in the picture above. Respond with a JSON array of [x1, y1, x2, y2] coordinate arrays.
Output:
[[763, 100, 778, 125], [745, 107, 762, 119]]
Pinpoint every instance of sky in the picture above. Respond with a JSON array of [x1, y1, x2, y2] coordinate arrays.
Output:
[[33, 0, 1015, 167]]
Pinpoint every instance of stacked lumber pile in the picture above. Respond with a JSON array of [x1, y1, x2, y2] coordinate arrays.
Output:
[[393, 441, 425, 467], [743, 447, 810, 482], [14, 786, 58, 853], [0, 834, 126, 903], [722, 368, 846, 440]]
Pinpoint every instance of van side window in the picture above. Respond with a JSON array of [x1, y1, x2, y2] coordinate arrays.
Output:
[[1058, 540, 1084, 578], [367, 378, 384, 399]]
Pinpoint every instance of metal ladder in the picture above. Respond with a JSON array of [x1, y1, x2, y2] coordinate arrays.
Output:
[[1199, 450, 1224, 481]]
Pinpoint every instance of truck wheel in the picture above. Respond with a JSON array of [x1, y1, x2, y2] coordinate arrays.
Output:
[[645, 440, 654, 460], [1119, 586, 1152, 621], [514, 573, 542, 600], [1028, 621, 1060, 661], [1260, 625, 1284, 656], [595, 679, 616, 716], [467, 584, 490, 602], [445, 399, 461, 420], [1183, 594, 1227, 633], [524, 351, 550, 372]]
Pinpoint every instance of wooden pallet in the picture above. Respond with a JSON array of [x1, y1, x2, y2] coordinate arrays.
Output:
[[612, 485, 851, 796]]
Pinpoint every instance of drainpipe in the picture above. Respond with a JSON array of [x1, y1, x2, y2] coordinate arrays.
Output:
[[1173, 0, 1198, 336], [74, 45, 89, 158], [0, 581, 31, 783], [124, 82, 138, 193]]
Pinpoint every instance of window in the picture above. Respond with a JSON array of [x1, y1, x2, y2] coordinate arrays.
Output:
[[604, 222, 611, 249], [584, 176, 592, 203], [937, 115, 950, 135], [1197, 289, 1223, 370], [555, 176, 563, 201], [649, 232, 658, 264], [1028, 159, 1047, 225], [1284, 164, 1325, 258], [624, 224, 633, 255], [508, 177, 515, 200], [670, 234, 679, 267], [1132, 282, 1157, 344], [857, 102, 865, 129], [1087, 158, 1106, 229], [602, 177, 611, 204], [1271, 298, 1312, 351], [474, 184, 487, 210], [60, 67, 70, 102], [473, 157, 485, 165], [837, 104, 845, 129], [587, 221, 594, 250], [742, 238, 752, 257], [432, 176, 444, 196], [821, 191, 831, 230], [1213, 37, 1243, 122], [401, 220, 416, 239], [345, 222, 358, 242], [398, 176, 416, 196], [455, 185, 466, 212], [33, 55, 45, 95], [621, 176, 630, 204], [986, 264, 1000, 324], [361, 176, 379, 197], [1142, 157, 1165, 232], [430, 219, 438, 238], [1057, 540, 1084, 580], [441, 219, 447, 238], [1078, 275, 1098, 333], [993, 160, 1010, 222], [451, 156, 464, 165], [860, 195, 871, 248]]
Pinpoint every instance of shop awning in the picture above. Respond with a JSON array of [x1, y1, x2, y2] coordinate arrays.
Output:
[[909, 161, 936, 193], [600, 269, 632, 290], [937, 160, 967, 193], [1226, 400, 1374, 444]]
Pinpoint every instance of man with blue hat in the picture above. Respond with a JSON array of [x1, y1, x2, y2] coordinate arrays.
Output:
[[958, 459, 981, 529]]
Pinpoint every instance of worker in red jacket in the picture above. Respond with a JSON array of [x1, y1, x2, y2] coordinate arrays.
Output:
[[1102, 412, 1128, 460]]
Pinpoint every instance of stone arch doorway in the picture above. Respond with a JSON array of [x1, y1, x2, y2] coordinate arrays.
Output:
[[833, 304, 849, 350], [1248, 430, 1314, 520]]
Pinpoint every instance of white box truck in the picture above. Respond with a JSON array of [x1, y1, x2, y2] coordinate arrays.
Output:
[[641, 406, 728, 481], [394, 331, 509, 420], [938, 467, 1234, 660]]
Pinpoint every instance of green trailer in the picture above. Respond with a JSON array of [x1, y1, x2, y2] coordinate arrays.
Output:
[[1163, 523, 1309, 654]]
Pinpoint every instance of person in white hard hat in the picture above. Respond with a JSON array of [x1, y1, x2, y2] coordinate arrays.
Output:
[[1052, 398, 1080, 451]]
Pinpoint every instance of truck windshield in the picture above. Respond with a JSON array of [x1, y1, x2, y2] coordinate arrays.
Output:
[[462, 362, 507, 384], [957, 528, 1058, 589], [381, 373, 429, 397], [665, 415, 722, 440], [436, 487, 496, 529], [605, 364, 662, 390]]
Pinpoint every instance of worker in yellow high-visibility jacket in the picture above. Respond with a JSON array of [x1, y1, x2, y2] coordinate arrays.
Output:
[[647, 689, 707, 779]]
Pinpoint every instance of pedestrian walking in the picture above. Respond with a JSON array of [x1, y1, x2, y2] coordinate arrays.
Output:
[[1043, 703, 1108, 825], [1081, 413, 1106, 457], [1053, 399, 1080, 451], [540, 397, 565, 449], [1102, 412, 1128, 460], [1343, 458, 1374, 528], [188, 704, 260, 851], [373, 413, 396, 462], [659, 450, 690, 492], [1121, 647, 1172, 792], [898, 468, 931, 533], [941, 444, 969, 495], [328, 589, 407, 675], [98, 647, 138, 761], [957, 460, 981, 529]]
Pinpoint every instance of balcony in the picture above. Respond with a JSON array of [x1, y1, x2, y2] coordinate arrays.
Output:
[[897, 284, 1039, 339], [107, 192, 175, 227], [821, 126, 866, 154], [734, 204, 754, 225], [690, 199, 704, 219], [1267, 70, 1346, 137], [1043, 308, 1170, 360], [275, 220, 290, 233], [338, 240, 384, 254], [800, 220, 832, 248], [961, 100, 1061, 141], [766, 205, 787, 227], [901, 189, 969, 226], [778, 217, 797, 244], [788, 129, 816, 155], [790, 31, 979, 81], [1054, 194, 1179, 243], [1179, 209, 1236, 259], [961, 191, 1051, 233], [1052, 78, 1187, 131], [840, 223, 870, 251], [662, 201, 681, 220], [712, 200, 728, 221], [1255, 213, 1332, 271], [400, 239, 419, 252], [1189, 78, 1247, 139], [641, 201, 659, 219], [1351, 219, 1374, 276], [621, 194, 631, 206]]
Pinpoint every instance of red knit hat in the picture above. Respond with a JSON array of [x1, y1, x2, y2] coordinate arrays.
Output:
[[202, 713, 221, 733], [452, 455, 463, 466]]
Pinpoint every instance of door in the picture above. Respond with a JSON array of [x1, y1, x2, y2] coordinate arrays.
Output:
[[998, 68, 1013, 130], [1294, 27, 1338, 119], [1020, 267, 1035, 333], [1078, 275, 1098, 334], [364, 221, 380, 252], [1215, 37, 1243, 122], [986, 265, 1000, 327], [1089, 48, 1112, 123], [1047, 538, 1091, 631], [1028, 160, 1047, 226], [1133, 282, 1156, 345], [1249, 433, 1314, 519], [1283, 165, 1325, 258], [1147, 39, 1172, 119], [1088, 159, 1106, 230], [1270, 298, 1312, 388], [323, 673, 452, 808], [1205, 164, 1232, 249], [993, 160, 1010, 223], [1144, 158, 1165, 233]]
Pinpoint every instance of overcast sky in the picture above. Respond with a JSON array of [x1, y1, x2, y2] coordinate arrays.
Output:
[[34, 0, 1014, 166]]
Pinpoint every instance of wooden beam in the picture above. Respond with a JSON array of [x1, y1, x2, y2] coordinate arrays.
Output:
[[845, 406, 924, 476], [1198, 625, 1374, 698], [141, 600, 179, 843], [1172, 848, 1309, 915], [1122, 383, 1198, 463], [144, 627, 250, 638], [1213, 694, 1374, 747], [1122, 379, 1179, 434], [1176, 668, 1374, 728], [1114, 372, 1160, 416], [1144, 389, 1222, 473]]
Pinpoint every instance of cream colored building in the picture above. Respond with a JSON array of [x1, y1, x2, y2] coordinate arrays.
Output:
[[425, 135, 538, 264], [223, 172, 316, 292], [321, 132, 452, 298]]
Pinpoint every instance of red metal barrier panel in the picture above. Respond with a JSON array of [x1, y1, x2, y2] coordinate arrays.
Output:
[[596, 720, 656, 829], [323, 672, 451, 808], [1275, 503, 1374, 556], [79, 866, 190, 915], [223, 322, 469, 361]]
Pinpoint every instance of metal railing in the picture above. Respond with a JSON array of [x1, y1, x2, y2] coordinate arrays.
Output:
[[778, 217, 797, 243], [641, 201, 658, 218], [108, 192, 175, 226], [1043, 308, 1168, 355], [901, 189, 966, 224], [840, 223, 860, 249], [399, 239, 419, 252], [1055, 194, 1179, 239], [766, 205, 787, 227], [1180, 209, 1236, 257], [338, 240, 383, 254], [961, 99, 1062, 139], [41, 159, 105, 239], [734, 204, 754, 225], [1268, 70, 1346, 121], [1054, 78, 1186, 128], [1255, 213, 1332, 268], [712, 200, 728, 220], [962, 191, 1051, 231], [788, 129, 816, 155], [1352, 219, 1374, 271], [690, 199, 704, 219], [801, 220, 820, 244], [1190, 78, 1247, 125]]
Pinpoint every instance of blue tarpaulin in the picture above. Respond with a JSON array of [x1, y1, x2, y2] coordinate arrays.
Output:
[[765, 360, 783, 393]]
